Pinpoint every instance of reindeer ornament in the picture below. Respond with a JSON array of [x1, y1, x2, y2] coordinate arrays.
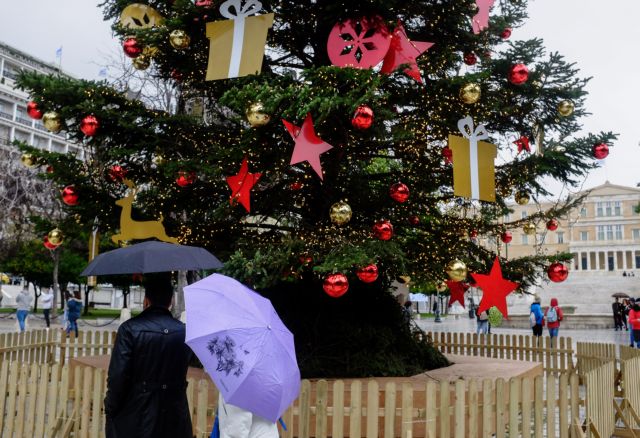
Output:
[[111, 179, 179, 244]]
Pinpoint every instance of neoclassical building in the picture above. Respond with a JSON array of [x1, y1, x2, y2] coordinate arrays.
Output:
[[0, 41, 79, 155], [504, 182, 640, 274]]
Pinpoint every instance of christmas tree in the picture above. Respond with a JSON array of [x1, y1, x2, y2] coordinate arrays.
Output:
[[17, 0, 615, 377]]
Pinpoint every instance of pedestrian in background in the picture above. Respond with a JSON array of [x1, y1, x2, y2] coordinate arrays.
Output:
[[476, 309, 489, 334], [613, 298, 623, 330], [544, 298, 564, 348], [16, 286, 33, 332], [41, 288, 54, 330], [628, 299, 640, 348], [66, 291, 83, 337], [529, 296, 544, 345]]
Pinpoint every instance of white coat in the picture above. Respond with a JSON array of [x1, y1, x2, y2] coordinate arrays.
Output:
[[40, 291, 54, 310], [217, 394, 279, 438]]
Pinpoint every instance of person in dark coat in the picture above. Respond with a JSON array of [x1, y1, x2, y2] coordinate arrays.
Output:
[[104, 272, 193, 438]]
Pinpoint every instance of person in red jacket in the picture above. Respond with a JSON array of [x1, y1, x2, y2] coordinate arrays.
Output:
[[628, 299, 640, 348], [544, 298, 564, 348]]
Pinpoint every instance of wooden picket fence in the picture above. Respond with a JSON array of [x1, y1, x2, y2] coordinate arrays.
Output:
[[0, 360, 586, 438], [0, 328, 635, 437], [425, 331, 575, 375], [0, 329, 116, 366]]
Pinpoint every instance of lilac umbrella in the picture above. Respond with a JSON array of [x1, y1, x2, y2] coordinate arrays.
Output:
[[184, 274, 300, 423]]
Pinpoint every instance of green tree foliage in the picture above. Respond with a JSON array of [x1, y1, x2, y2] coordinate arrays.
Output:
[[16, 0, 615, 377]]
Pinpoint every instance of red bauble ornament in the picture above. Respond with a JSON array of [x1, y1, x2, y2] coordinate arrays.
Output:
[[508, 63, 529, 85], [547, 262, 569, 283], [171, 69, 183, 81], [176, 171, 197, 187], [408, 215, 420, 226], [61, 185, 79, 206], [372, 220, 393, 240], [289, 181, 303, 191], [442, 145, 453, 164], [356, 264, 379, 283], [122, 38, 142, 58], [323, 273, 349, 298], [123, 38, 143, 58], [463, 52, 477, 66], [390, 182, 409, 203], [109, 165, 127, 182], [500, 231, 512, 244], [43, 236, 58, 250], [469, 230, 478, 239], [299, 255, 313, 266], [80, 115, 99, 136], [27, 101, 43, 120], [546, 218, 559, 231], [592, 143, 609, 160], [500, 27, 512, 39], [46, 165, 54, 174], [351, 105, 374, 130], [327, 16, 391, 69]]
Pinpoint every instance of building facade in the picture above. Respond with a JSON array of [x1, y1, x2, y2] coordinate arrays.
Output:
[[504, 182, 640, 274], [0, 41, 80, 156]]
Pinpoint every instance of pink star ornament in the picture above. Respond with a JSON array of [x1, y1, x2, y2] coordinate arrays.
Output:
[[283, 113, 334, 180], [472, 0, 495, 34], [381, 22, 434, 83]]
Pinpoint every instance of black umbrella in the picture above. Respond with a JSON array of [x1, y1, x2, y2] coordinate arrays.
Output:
[[80, 241, 223, 276], [612, 292, 630, 299]]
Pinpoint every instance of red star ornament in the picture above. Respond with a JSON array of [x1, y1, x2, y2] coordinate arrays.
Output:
[[226, 158, 262, 212], [514, 135, 530, 154], [472, 257, 519, 318], [446, 280, 469, 308], [283, 113, 334, 180], [381, 22, 434, 83]]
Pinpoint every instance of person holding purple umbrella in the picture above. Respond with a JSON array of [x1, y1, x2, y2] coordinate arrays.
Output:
[[217, 393, 279, 437]]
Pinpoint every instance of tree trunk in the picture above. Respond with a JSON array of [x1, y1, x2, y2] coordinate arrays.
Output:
[[173, 271, 187, 319], [83, 284, 90, 315], [51, 249, 60, 317], [123, 286, 129, 309]]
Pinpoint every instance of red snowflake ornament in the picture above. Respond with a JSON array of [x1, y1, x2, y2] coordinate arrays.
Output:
[[327, 16, 391, 69]]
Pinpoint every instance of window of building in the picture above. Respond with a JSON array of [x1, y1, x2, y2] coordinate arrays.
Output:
[[580, 207, 588, 217], [596, 201, 620, 217], [580, 231, 588, 241], [521, 234, 528, 245], [503, 213, 511, 222], [521, 211, 528, 219], [596, 203, 603, 217], [557, 232, 564, 244], [614, 201, 621, 216], [597, 225, 615, 240], [633, 229, 640, 240], [615, 225, 623, 240]]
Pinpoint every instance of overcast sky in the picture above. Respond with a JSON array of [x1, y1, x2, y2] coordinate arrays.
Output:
[[1, 1, 637, 193]]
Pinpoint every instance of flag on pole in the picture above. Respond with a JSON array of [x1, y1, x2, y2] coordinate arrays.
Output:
[[55, 46, 63, 59], [98, 67, 108, 78]]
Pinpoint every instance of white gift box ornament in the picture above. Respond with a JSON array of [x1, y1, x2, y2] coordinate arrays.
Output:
[[205, 0, 274, 81], [448, 116, 497, 202]]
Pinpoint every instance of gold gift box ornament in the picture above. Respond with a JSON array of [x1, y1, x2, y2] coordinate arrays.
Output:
[[206, 0, 274, 81], [448, 116, 497, 202]]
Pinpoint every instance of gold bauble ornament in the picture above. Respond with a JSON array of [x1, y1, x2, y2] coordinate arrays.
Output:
[[459, 83, 481, 104], [42, 111, 62, 133], [446, 259, 468, 282], [132, 55, 151, 70], [246, 102, 271, 127], [152, 154, 166, 166], [523, 222, 536, 235], [21, 153, 37, 168], [120, 4, 165, 29], [329, 201, 352, 226], [515, 190, 530, 205], [557, 100, 575, 117], [47, 228, 64, 246], [169, 30, 190, 49]]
